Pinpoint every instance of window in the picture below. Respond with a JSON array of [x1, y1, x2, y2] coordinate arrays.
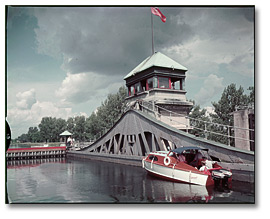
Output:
[[153, 77, 158, 88], [182, 78, 185, 90], [130, 86, 135, 95], [158, 77, 170, 89], [134, 82, 141, 94], [149, 155, 158, 161], [141, 79, 146, 91], [171, 78, 181, 90], [147, 78, 153, 90]]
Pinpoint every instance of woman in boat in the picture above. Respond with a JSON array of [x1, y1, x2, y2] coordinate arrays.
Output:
[[177, 153, 186, 163]]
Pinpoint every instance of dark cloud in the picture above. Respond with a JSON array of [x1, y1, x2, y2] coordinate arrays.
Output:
[[33, 7, 198, 76], [33, 7, 254, 77], [33, 6, 254, 99]]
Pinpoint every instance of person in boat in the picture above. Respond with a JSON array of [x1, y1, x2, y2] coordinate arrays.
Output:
[[199, 157, 217, 171], [189, 151, 203, 168], [199, 161, 207, 171], [177, 153, 186, 163]]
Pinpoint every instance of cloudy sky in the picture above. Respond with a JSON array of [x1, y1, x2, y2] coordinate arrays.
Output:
[[6, 6, 254, 138]]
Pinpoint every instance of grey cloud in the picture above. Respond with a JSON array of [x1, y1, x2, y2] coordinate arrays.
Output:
[[33, 7, 200, 76], [33, 7, 254, 77], [33, 6, 254, 101]]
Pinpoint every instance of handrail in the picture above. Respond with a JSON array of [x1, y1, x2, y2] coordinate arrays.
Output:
[[137, 100, 254, 146], [145, 101, 254, 133]]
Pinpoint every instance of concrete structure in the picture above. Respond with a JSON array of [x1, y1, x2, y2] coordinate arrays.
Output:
[[81, 110, 254, 164], [74, 109, 254, 182], [232, 108, 255, 151], [124, 52, 193, 130]]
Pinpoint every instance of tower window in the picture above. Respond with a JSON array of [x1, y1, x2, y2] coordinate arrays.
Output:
[[171, 78, 183, 90], [147, 78, 153, 90], [134, 82, 141, 94], [158, 77, 170, 89], [130, 86, 135, 95]]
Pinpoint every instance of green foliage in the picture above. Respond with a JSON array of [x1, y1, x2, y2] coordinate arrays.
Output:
[[27, 127, 41, 142], [210, 84, 254, 145], [211, 84, 249, 126], [187, 84, 254, 146], [85, 86, 127, 140], [73, 116, 86, 141], [247, 86, 254, 104], [188, 101, 210, 138], [17, 133, 29, 143], [38, 117, 67, 142]]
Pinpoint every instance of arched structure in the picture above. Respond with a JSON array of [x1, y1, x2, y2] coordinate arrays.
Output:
[[81, 109, 254, 164]]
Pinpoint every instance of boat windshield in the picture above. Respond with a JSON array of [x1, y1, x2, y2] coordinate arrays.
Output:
[[171, 146, 208, 155]]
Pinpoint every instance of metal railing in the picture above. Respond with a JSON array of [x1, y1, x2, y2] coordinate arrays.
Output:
[[136, 100, 254, 147], [89, 99, 254, 148]]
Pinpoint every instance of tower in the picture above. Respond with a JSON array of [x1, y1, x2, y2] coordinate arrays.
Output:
[[124, 52, 193, 130]]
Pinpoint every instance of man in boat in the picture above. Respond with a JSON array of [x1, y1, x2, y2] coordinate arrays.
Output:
[[199, 157, 217, 171], [189, 151, 203, 168]]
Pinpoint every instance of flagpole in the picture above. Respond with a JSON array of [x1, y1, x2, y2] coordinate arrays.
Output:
[[151, 9, 154, 54]]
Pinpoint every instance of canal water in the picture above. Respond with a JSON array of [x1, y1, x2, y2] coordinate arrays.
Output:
[[6, 157, 255, 203]]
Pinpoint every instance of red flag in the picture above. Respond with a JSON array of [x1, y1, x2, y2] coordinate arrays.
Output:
[[151, 7, 166, 23]]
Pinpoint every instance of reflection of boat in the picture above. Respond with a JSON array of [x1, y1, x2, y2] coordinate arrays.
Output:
[[144, 176, 214, 203], [142, 146, 232, 187]]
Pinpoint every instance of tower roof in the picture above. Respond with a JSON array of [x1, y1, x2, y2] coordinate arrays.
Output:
[[124, 52, 187, 80]]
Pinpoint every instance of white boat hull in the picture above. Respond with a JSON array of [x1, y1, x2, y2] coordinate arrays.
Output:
[[143, 159, 209, 186]]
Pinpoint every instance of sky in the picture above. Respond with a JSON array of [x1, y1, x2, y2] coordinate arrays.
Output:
[[6, 6, 255, 138]]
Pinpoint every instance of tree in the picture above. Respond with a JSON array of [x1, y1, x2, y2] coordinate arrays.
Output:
[[73, 116, 86, 141], [210, 84, 251, 145], [85, 112, 100, 140], [212, 84, 249, 125], [18, 133, 29, 143], [188, 101, 211, 138], [247, 86, 254, 105], [66, 117, 75, 134], [27, 127, 40, 142], [38, 117, 58, 142], [86, 86, 127, 140], [55, 118, 67, 140]]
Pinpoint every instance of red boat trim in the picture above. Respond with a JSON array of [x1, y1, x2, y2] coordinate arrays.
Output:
[[144, 159, 206, 176]]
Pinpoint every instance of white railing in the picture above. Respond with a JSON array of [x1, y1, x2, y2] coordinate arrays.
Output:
[[136, 100, 254, 147]]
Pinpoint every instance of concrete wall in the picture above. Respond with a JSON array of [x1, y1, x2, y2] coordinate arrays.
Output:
[[233, 109, 254, 151]]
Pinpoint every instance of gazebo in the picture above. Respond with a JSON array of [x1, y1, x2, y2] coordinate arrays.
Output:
[[59, 130, 72, 144]]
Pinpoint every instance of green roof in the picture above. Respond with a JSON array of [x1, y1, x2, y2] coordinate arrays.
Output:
[[60, 130, 72, 136], [124, 52, 187, 80]]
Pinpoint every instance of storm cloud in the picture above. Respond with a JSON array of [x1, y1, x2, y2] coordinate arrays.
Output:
[[33, 7, 254, 78]]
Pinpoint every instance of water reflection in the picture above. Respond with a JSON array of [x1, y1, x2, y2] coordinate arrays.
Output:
[[6, 157, 254, 203], [7, 158, 66, 169]]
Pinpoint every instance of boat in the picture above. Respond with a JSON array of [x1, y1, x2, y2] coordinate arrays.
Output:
[[142, 146, 232, 187]]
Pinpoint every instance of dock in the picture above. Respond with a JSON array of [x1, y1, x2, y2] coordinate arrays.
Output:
[[6, 146, 66, 160]]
